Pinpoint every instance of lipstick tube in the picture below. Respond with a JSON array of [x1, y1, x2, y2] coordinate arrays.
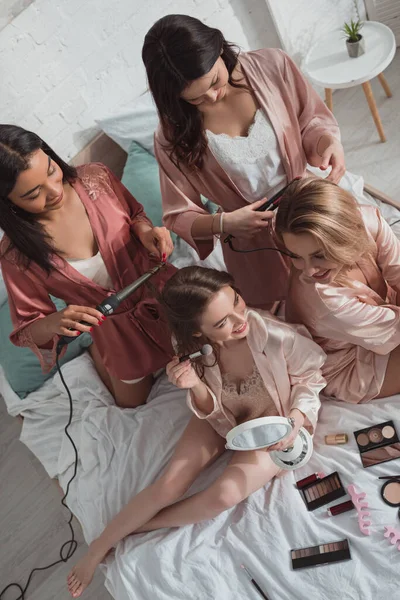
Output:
[[327, 500, 354, 516], [296, 472, 325, 489]]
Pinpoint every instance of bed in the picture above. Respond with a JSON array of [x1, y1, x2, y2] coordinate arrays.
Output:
[[1, 130, 400, 600]]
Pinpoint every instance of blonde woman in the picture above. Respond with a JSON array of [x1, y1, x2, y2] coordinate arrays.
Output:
[[275, 177, 400, 403]]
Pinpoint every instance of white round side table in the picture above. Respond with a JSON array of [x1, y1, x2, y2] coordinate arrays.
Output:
[[303, 21, 396, 142]]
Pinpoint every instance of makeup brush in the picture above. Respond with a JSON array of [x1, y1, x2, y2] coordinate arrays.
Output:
[[241, 565, 270, 600], [379, 476, 400, 480]]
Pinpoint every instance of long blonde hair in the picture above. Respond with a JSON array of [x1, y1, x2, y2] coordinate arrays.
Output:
[[275, 178, 374, 281]]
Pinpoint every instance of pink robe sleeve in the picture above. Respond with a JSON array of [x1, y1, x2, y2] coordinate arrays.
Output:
[[283, 324, 325, 433], [187, 384, 236, 438], [314, 291, 400, 355], [280, 50, 341, 166], [373, 208, 400, 296], [154, 135, 214, 260], [103, 165, 153, 230], [0, 257, 65, 372]]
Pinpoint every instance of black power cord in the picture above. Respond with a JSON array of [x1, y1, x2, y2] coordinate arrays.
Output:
[[0, 352, 78, 600], [224, 235, 293, 257]]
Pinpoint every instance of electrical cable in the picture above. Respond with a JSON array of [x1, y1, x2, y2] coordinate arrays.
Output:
[[0, 352, 78, 600]]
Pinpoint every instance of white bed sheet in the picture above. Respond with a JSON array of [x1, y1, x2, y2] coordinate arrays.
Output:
[[1, 354, 400, 600], [2, 173, 400, 600]]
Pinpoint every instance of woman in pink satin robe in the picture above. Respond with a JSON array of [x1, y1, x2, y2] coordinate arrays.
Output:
[[275, 177, 400, 403], [142, 14, 344, 309], [0, 125, 176, 407], [67, 266, 325, 597]]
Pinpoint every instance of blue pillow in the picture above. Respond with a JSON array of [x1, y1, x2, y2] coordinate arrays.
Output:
[[122, 140, 166, 230], [121, 141, 218, 236], [0, 297, 92, 398]]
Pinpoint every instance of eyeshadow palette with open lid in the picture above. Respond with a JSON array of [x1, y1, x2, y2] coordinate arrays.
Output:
[[353, 420, 400, 468]]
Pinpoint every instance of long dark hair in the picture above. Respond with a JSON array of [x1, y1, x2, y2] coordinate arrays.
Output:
[[142, 14, 246, 170], [161, 266, 238, 378], [0, 124, 77, 273]]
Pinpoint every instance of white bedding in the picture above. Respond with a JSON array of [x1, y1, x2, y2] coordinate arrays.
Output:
[[2, 174, 400, 599], [2, 353, 400, 600]]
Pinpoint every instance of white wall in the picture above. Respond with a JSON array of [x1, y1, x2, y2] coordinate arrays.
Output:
[[266, 0, 367, 65], [0, 0, 280, 160]]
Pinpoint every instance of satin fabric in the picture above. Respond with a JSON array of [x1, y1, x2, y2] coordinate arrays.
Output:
[[0, 163, 176, 380], [155, 48, 340, 308], [286, 206, 400, 403], [187, 309, 326, 438]]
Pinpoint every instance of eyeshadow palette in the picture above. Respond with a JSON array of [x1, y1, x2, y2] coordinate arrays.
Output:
[[291, 539, 351, 570], [299, 471, 345, 511], [354, 420, 400, 468]]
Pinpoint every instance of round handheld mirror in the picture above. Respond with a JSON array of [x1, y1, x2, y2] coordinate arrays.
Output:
[[225, 416, 313, 471]]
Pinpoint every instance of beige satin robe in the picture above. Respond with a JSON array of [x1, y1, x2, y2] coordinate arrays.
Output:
[[286, 206, 400, 403], [187, 309, 326, 438]]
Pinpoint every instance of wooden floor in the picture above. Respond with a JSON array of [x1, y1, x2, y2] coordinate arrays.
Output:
[[0, 401, 112, 600], [333, 49, 400, 198], [0, 49, 399, 600]]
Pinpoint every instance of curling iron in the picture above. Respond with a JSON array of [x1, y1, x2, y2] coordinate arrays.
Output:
[[57, 263, 164, 352]]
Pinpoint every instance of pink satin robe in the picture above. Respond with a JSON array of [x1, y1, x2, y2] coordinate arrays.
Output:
[[0, 163, 176, 380], [187, 309, 326, 438], [286, 206, 400, 403], [156, 48, 340, 309]]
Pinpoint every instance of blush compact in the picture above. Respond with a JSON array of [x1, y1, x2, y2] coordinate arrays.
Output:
[[380, 476, 400, 519], [353, 420, 400, 468]]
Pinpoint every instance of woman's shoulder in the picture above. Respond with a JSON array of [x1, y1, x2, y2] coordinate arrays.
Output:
[[75, 161, 111, 180], [240, 47, 287, 75], [359, 204, 381, 240]]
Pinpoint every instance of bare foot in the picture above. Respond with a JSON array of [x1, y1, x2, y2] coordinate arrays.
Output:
[[67, 547, 103, 598]]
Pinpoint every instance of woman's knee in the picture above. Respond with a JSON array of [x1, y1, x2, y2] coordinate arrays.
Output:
[[206, 480, 247, 514]]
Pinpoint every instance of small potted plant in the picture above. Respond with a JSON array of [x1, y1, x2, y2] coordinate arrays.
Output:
[[342, 18, 365, 58]]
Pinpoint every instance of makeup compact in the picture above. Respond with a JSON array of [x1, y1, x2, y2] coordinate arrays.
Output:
[[380, 477, 400, 519], [298, 471, 345, 511], [353, 420, 400, 468], [291, 539, 351, 570]]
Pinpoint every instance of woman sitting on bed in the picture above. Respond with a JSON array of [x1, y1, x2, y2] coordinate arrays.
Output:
[[142, 14, 344, 311], [275, 177, 400, 403], [67, 265, 325, 598], [0, 124, 176, 408]]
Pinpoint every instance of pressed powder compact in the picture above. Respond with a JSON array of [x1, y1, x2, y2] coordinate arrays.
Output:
[[380, 477, 400, 519], [291, 539, 351, 570], [298, 471, 345, 511], [353, 420, 400, 468]]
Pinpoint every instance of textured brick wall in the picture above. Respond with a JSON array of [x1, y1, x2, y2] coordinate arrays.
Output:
[[0, 0, 280, 159]]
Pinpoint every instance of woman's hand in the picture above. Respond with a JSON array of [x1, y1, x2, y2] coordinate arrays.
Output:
[[317, 136, 346, 184], [46, 305, 105, 337], [268, 409, 305, 452], [223, 199, 273, 239], [138, 226, 174, 261], [166, 357, 202, 389]]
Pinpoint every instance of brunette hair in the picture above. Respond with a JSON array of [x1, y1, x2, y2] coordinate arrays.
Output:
[[275, 178, 374, 277], [161, 266, 238, 377], [0, 124, 77, 273], [142, 14, 246, 170]]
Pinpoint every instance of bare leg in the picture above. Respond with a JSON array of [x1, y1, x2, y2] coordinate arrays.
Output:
[[88, 343, 153, 408], [376, 345, 400, 398], [109, 374, 154, 408], [67, 417, 224, 597], [138, 449, 280, 531]]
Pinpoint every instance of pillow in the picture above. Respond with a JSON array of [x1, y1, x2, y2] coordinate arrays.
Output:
[[121, 140, 166, 231], [0, 297, 92, 399], [95, 92, 158, 155]]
